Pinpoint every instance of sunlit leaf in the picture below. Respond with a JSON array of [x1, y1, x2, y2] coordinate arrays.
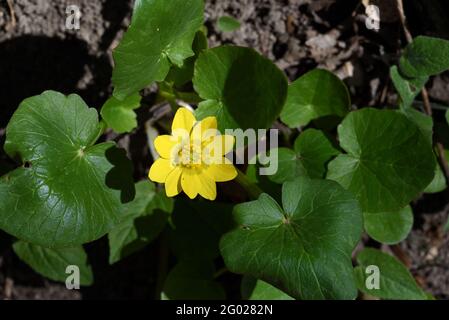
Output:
[[221, 177, 362, 299], [112, 0, 204, 99], [0, 91, 134, 247], [327, 108, 435, 213], [193, 45, 288, 131], [280, 69, 350, 128]]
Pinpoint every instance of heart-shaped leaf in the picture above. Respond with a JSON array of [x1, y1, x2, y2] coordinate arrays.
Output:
[[327, 108, 435, 213], [400, 36, 449, 78], [364, 206, 413, 245], [100, 93, 141, 133], [193, 45, 288, 130], [354, 248, 427, 300], [112, 0, 204, 99], [280, 69, 350, 128], [108, 181, 173, 264], [269, 129, 339, 183], [220, 177, 362, 300], [13, 240, 93, 285], [0, 91, 134, 247]]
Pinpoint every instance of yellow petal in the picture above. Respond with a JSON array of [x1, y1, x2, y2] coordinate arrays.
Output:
[[172, 107, 196, 133], [191, 116, 218, 143], [204, 135, 235, 163], [181, 168, 217, 200], [206, 161, 237, 182], [180, 169, 199, 199], [165, 167, 182, 197], [154, 135, 180, 159], [148, 159, 173, 183], [198, 174, 217, 200]]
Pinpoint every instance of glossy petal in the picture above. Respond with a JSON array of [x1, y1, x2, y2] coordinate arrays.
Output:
[[154, 135, 180, 159], [198, 174, 217, 200], [181, 168, 217, 200], [172, 107, 196, 133], [191, 116, 218, 143], [205, 135, 235, 162], [149, 158, 173, 183], [207, 161, 237, 182], [165, 167, 182, 197], [181, 169, 200, 199]]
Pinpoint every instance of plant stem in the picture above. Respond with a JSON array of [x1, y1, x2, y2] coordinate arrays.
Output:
[[89, 120, 107, 145], [235, 168, 263, 200]]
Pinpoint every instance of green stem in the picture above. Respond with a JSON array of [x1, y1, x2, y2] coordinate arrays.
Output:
[[158, 89, 176, 102], [90, 120, 107, 145], [176, 91, 202, 104], [235, 168, 263, 200]]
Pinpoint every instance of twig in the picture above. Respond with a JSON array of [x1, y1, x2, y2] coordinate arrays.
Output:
[[420, 84, 433, 116], [396, 0, 412, 43], [4, 278, 13, 300], [5, 0, 16, 31], [396, 0, 449, 190]]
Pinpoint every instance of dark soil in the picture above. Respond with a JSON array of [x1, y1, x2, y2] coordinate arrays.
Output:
[[1, 0, 449, 299]]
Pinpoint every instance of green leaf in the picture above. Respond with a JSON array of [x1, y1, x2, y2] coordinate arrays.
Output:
[[13, 241, 93, 286], [364, 206, 413, 245], [241, 277, 294, 300], [220, 177, 363, 300], [425, 164, 446, 193], [112, 0, 204, 99], [0, 91, 134, 247], [280, 69, 351, 128], [193, 45, 288, 131], [108, 181, 173, 264], [400, 108, 433, 144], [100, 93, 141, 133], [390, 66, 428, 109], [163, 259, 225, 300], [166, 30, 209, 89], [327, 108, 435, 213], [170, 200, 234, 260], [217, 16, 241, 32], [424, 150, 449, 193], [400, 36, 449, 78], [354, 248, 427, 300], [269, 129, 339, 183]]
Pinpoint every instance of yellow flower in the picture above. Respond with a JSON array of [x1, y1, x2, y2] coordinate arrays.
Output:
[[148, 108, 237, 200]]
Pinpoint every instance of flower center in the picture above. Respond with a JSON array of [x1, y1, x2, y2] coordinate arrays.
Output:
[[173, 140, 205, 168]]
